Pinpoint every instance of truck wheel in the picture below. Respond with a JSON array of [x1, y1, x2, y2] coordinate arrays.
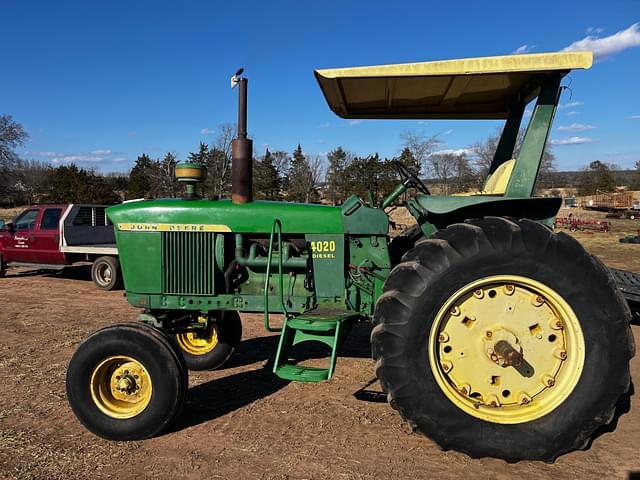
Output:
[[372, 217, 634, 462], [173, 311, 242, 371], [91, 256, 122, 290], [66, 322, 188, 440]]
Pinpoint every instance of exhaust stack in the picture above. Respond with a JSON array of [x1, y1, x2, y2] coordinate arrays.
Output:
[[231, 69, 253, 204]]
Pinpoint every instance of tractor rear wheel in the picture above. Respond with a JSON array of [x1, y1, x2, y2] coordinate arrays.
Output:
[[372, 217, 634, 462], [67, 322, 188, 440], [173, 311, 242, 371]]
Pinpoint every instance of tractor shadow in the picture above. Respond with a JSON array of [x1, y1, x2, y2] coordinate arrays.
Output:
[[169, 321, 375, 432], [221, 320, 373, 370]]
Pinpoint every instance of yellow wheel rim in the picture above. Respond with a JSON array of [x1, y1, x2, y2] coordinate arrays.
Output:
[[90, 356, 152, 419], [429, 275, 585, 424], [175, 324, 219, 356]]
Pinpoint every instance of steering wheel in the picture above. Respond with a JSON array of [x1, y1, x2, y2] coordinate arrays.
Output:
[[394, 161, 431, 195]]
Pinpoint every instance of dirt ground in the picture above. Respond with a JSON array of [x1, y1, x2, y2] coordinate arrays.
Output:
[[1, 209, 640, 479]]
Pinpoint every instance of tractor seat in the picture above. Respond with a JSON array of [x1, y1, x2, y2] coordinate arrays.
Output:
[[454, 159, 516, 197]]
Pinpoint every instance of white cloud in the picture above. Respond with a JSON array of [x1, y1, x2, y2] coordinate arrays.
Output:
[[318, 123, 330, 129], [549, 136, 594, 145], [429, 148, 474, 157], [200, 127, 215, 134], [563, 22, 640, 61], [586, 27, 604, 35], [91, 149, 112, 155], [348, 119, 363, 126], [33, 151, 62, 157], [513, 44, 535, 54], [566, 111, 579, 116], [557, 123, 596, 131], [441, 129, 454, 136], [112, 156, 127, 162], [626, 115, 640, 120], [559, 101, 583, 109]]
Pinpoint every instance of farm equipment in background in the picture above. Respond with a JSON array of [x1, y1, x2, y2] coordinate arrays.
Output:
[[66, 52, 636, 462], [584, 191, 639, 219], [620, 230, 640, 244], [555, 216, 611, 232]]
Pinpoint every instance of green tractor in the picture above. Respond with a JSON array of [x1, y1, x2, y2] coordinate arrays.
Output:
[[66, 51, 635, 462]]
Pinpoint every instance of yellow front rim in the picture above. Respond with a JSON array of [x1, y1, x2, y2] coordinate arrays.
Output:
[[429, 275, 585, 424], [175, 324, 219, 356], [90, 356, 152, 419]]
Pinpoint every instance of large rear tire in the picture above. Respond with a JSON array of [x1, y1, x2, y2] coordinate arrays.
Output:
[[173, 311, 242, 371], [67, 322, 188, 440], [372, 217, 634, 462]]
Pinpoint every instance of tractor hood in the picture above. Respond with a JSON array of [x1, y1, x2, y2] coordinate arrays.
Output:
[[315, 52, 592, 120], [107, 199, 344, 235]]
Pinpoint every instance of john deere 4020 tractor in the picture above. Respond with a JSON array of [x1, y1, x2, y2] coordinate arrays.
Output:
[[66, 51, 636, 462]]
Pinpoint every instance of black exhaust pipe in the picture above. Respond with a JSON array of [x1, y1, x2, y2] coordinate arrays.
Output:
[[231, 73, 253, 204]]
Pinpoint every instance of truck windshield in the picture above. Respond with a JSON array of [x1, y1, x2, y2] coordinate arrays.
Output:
[[14, 209, 38, 230]]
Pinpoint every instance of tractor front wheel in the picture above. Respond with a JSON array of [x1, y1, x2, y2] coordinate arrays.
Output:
[[372, 217, 634, 462], [67, 322, 188, 440], [173, 311, 242, 371]]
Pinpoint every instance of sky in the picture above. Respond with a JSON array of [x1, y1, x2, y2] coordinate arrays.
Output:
[[2, 0, 639, 173]]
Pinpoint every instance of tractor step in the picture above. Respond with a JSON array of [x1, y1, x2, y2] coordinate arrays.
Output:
[[273, 311, 358, 382]]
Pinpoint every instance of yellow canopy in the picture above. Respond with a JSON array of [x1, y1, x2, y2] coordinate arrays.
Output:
[[315, 52, 592, 120]]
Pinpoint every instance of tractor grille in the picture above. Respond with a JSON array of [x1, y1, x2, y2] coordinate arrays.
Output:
[[161, 232, 216, 295]]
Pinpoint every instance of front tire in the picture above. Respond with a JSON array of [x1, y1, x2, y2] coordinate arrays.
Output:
[[66, 322, 188, 440], [173, 311, 242, 371], [372, 217, 634, 462]]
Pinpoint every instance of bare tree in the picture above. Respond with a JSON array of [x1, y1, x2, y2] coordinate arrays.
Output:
[[426, 153, 457, 195], [308, 154, 324, 193], [213, 123, 234, 196], [400, 130, 441, 173]]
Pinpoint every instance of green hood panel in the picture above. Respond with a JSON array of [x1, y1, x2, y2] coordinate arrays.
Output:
[[107, 199, 344, 234]]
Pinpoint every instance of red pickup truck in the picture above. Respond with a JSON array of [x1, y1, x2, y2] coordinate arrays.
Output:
[[0, 204, 122, 290]]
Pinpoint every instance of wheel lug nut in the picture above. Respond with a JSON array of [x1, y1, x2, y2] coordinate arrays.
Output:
[[532, 295, 544, 306], [450, 306, 460, 316], [518, 392, 532, 405], [542, 375, 555, 387], [438, 332, 449, 343], [503, 284, 515, 295], [485, 331, 492, 338], [441, 361, 453, 372], [473, 289, 484, 299]]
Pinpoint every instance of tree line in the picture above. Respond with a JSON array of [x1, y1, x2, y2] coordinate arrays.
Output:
[[2, 114, 639, 207]]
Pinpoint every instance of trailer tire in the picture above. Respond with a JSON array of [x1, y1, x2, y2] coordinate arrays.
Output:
[[66, 322, 188, 440], [372, 217, 634, 462], [91, 256, 122, 290], [173, 311, 242, 371]]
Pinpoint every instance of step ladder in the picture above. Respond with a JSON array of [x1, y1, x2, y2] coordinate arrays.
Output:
[[273, 311, 358, 382], [263, 219, 357, 382]]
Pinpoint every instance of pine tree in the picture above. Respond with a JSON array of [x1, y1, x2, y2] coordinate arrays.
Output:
[[287, 144, 316, 202], [254, 148, 280, 200], [325, 147, 348, 205], [127, 154, 155, 199]]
